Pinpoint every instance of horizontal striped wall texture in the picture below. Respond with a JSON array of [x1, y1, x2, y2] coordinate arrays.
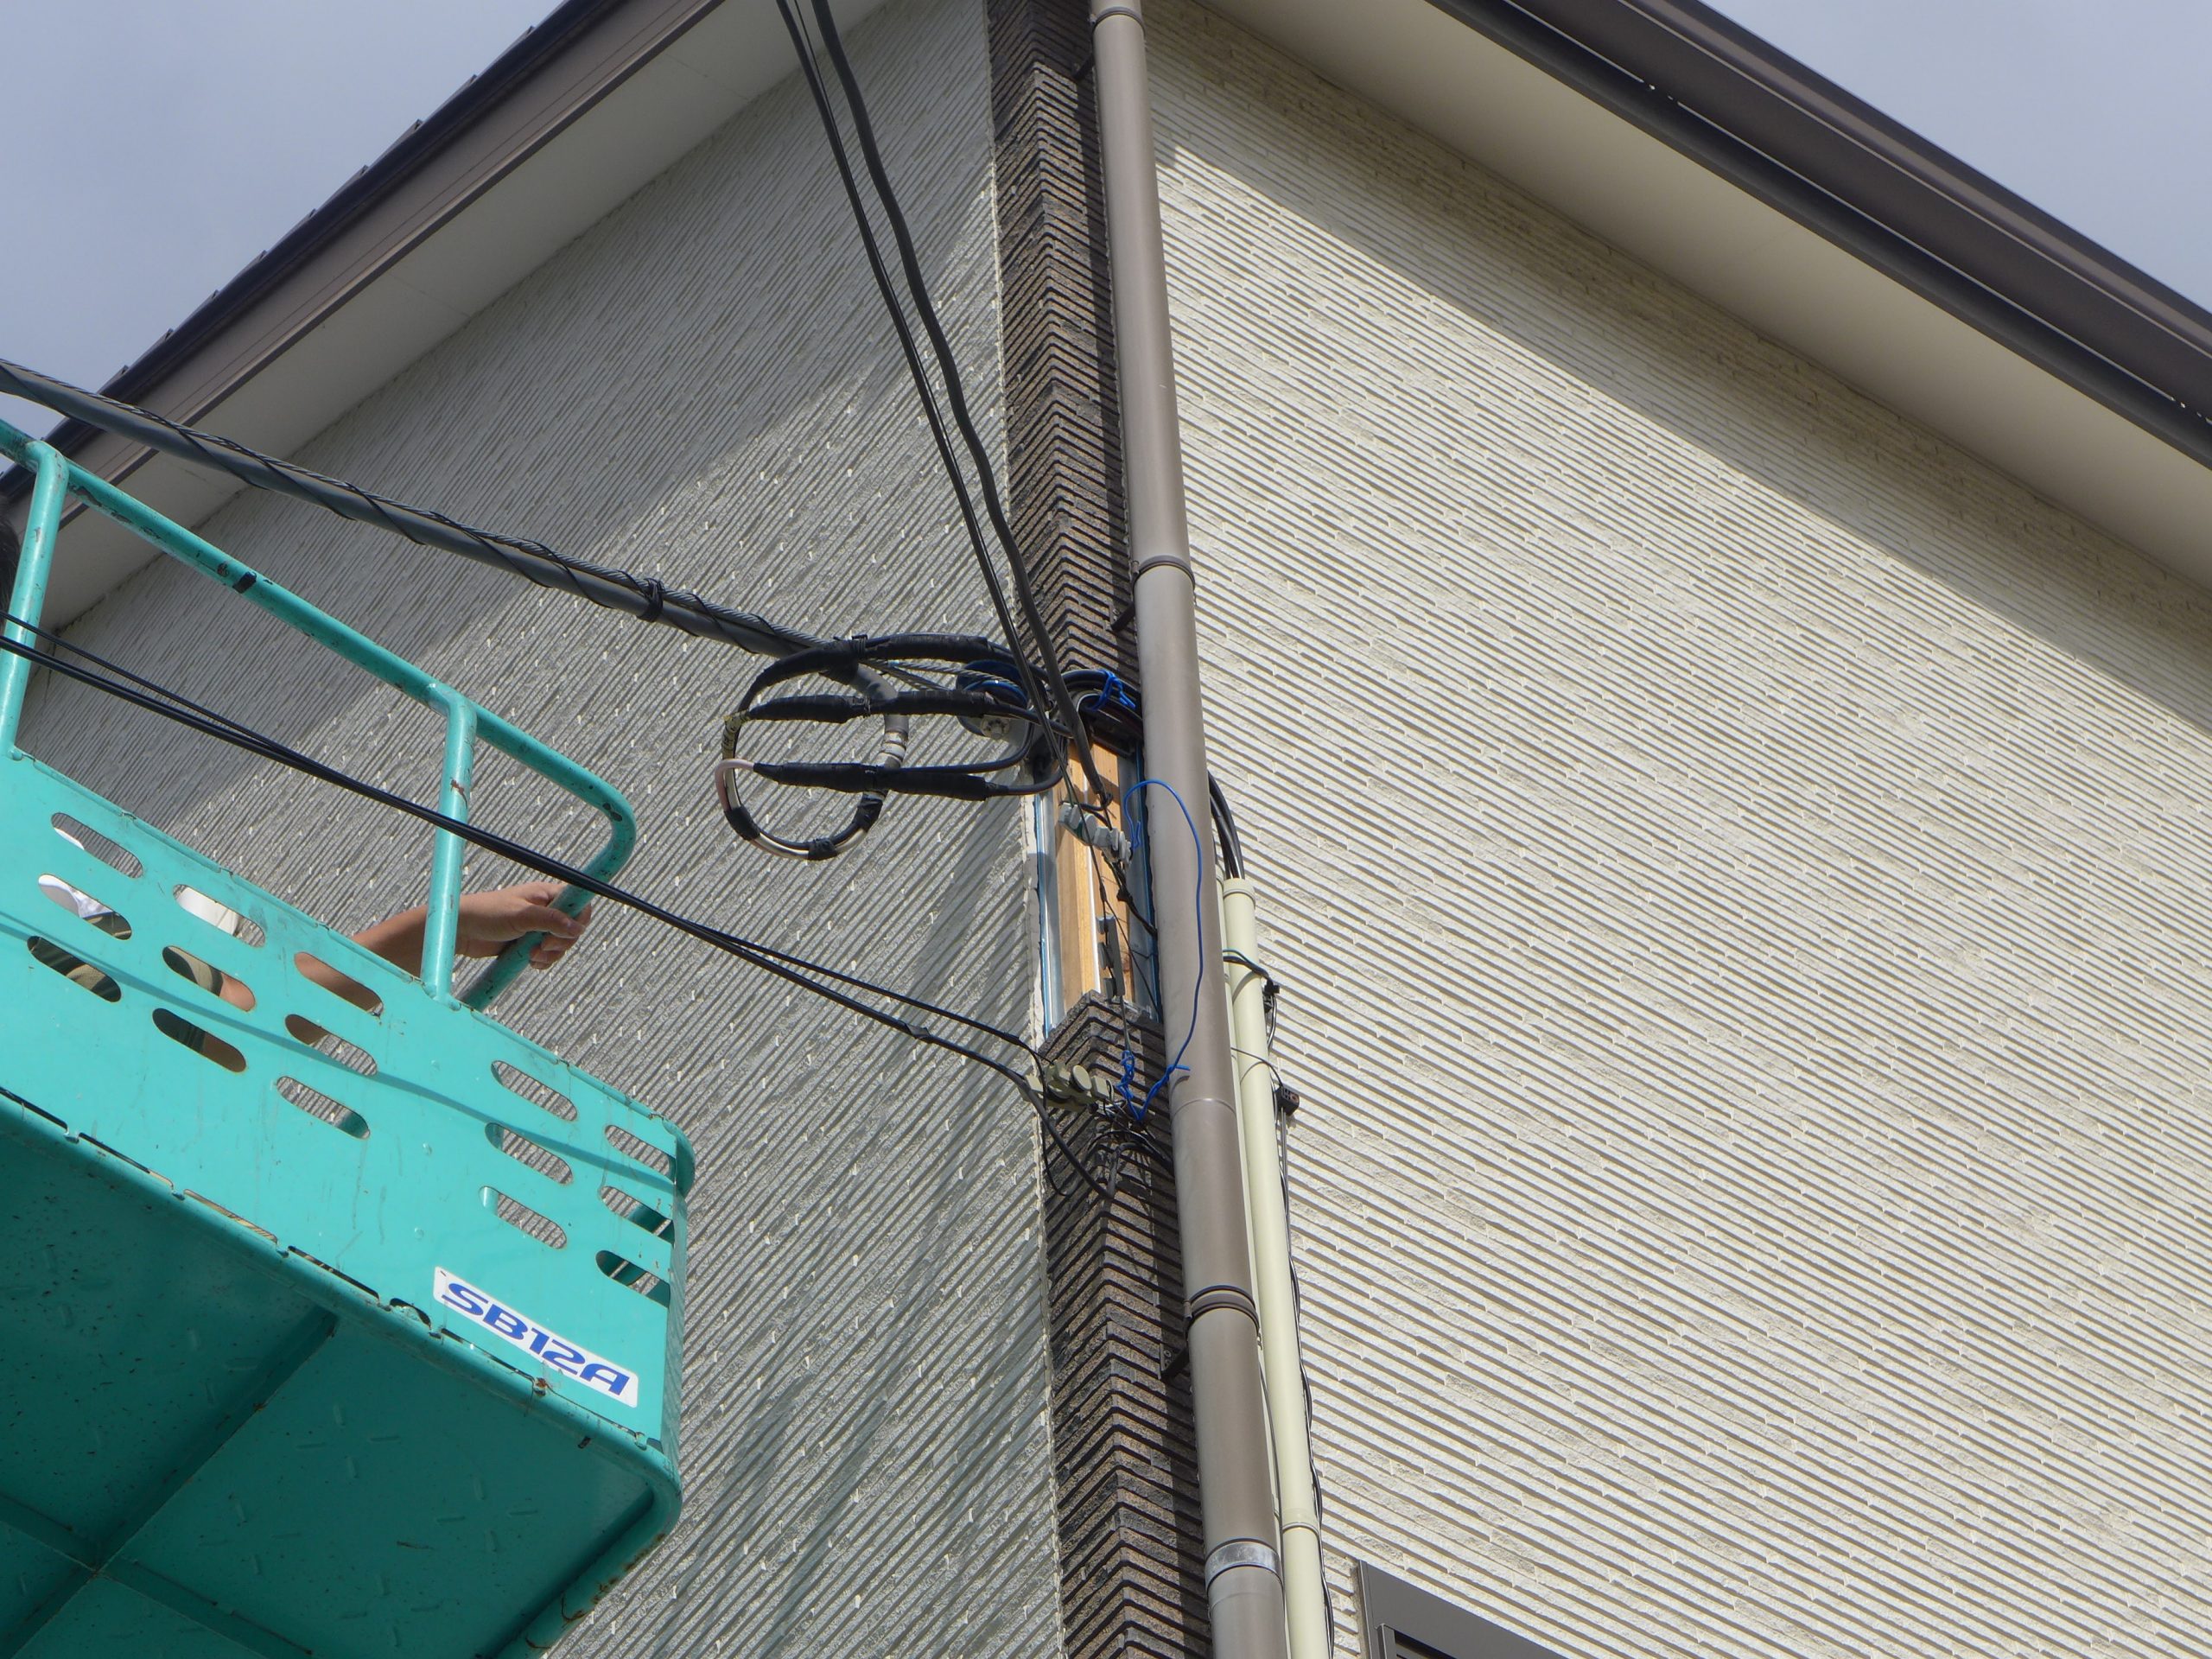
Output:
[[1154, 3, 2212, 1656], [18, 1, 1062, 1654]]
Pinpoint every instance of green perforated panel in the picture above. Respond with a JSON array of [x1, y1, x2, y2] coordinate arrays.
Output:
[[0, 761, 690, 1658]]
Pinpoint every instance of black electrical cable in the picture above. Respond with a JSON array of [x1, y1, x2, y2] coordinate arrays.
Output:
[[1269, 1065, 1338, 1653], [776, 0, 1113, 809], [1057, 665, 1245, 877], [1209, 772, 1246, 879], [0, 358, 821, 659], [1, 369, 1054, 853], [770, 1, 1060, 766], [803, 0, 1105, 792], [715, 634, 1070, 860], [0, 621, 1103, 1195], [5, 616, 1022, 1050]]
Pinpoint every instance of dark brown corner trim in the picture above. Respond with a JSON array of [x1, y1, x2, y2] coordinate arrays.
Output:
[[1430, 0, 2212, 468], [990, 4, 1204, 1653], [987, 0, 1130, 681], [1037, 993, 1205, 1659]]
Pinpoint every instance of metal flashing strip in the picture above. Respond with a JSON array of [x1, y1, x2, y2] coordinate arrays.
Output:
[[1425, 0, 2212, 468]]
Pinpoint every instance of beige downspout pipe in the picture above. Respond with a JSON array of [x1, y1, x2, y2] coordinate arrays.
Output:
[[1224, 879, 1328, 1659], [1088, 4, 1291, 1657]]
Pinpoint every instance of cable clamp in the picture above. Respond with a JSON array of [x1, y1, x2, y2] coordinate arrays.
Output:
[[1204, 1541, 1281, 1586], [1220, 947, 1273, 982], [1185, 1284, 1258, 1325], [1059, 798, 1130, 865], [1039, 1058, 1117, 1106]]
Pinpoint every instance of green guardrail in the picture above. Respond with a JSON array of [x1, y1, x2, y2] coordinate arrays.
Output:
[[0, 420, 692, 1659]]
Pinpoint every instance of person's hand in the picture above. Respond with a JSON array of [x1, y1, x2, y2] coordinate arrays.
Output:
[[453, 881, 594, 969], [301, 882, 597, 1039]]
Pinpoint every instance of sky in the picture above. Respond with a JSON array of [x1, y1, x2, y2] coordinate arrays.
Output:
[[0, 0, 557, 436], [2, 0, 2207, 442], [1704, 0, 2212, 301]]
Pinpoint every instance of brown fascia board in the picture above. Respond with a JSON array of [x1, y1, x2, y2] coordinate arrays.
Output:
[[1432, 0, 2212, 470], [3, 0, 724, 503]]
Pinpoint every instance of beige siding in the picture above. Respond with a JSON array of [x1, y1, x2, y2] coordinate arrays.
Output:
[[21, 1, 1063, 1654], [1154, 3, 2212, 1656]]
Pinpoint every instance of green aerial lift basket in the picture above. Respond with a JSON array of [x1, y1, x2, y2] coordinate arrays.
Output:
[[0, 423, 691, 1658]]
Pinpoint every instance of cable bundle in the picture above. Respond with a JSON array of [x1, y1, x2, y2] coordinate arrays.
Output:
[[715, 633, 1057, 859]]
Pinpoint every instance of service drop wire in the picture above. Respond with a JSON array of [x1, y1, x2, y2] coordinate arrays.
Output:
[[769, 0, 1060, 773], [773, 0, 1114, 809], [0, 623, 1103, 1197], [803, 0, 1110, 795], [0, 358, 817, 659], [0, 620, 1018, 1052]]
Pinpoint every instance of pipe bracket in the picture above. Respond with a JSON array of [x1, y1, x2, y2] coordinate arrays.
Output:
[[1132, 552, 1193, 581], [1205, 1540, 1281, 1586], [1187, 1283, 1260, 1325]]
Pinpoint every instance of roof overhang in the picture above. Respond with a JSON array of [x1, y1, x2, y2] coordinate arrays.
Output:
[[11, 0, 2212, 618], [5, 0, 887, 626], [1202, 0, 2212, 586]]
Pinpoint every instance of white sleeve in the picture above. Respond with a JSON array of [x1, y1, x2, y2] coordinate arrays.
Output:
[[38, 872, 113, 923], [175, 884, 245, 937]]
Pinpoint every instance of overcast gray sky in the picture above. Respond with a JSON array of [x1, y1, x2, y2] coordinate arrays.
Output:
[[1705, 0, 2212, 301], [0, 0, 556, 435], [3, 0, 2206, 442]]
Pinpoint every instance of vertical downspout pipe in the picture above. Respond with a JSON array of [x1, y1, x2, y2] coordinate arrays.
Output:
[[1224, 879, 1329, 1659], [1088, 6, 1291, 1657]]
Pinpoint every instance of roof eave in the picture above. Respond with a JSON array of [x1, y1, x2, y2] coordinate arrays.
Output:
[[1430, 0, 2212, 470]]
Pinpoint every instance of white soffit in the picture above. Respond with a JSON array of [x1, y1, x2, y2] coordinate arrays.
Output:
[[31, 0, 888, 626], [1202, 0, 2212, 588]]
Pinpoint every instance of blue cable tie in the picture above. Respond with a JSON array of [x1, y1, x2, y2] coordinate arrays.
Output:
[[1117, 1047, 1143, 1122]]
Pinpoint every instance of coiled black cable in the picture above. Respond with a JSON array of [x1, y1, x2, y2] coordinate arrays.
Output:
[[716, 633, 1063, 858], [1, 367, 1058, 856]]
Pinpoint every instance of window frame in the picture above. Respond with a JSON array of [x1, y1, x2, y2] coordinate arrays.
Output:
[[1357, 1562, 1570, 1659]]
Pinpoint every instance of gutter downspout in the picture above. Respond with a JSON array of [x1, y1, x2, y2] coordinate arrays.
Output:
[[1087, 6, 1290, 1657], [1224, 879, 1328, 1659]]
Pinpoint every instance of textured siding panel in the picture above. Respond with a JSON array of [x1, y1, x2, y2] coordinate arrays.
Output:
[[19, 2, 1062, 1655], [1150, 4, 2212, 1656]]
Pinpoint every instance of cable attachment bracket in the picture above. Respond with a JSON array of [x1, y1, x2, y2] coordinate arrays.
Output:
[[1058, 798, 1131, 868]]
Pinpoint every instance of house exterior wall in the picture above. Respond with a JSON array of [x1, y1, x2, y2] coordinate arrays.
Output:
[[1150, 3, 2212, 1656], [18, 1, 1067, 1655]]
